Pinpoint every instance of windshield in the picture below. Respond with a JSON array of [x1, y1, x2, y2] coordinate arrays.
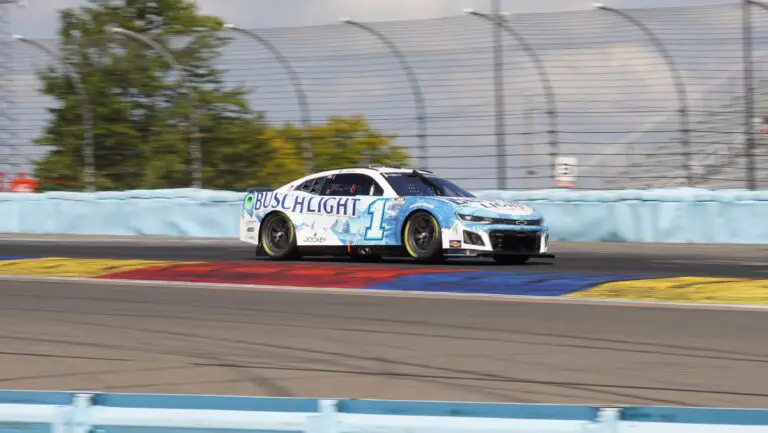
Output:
[[383, 173, 475, 197]]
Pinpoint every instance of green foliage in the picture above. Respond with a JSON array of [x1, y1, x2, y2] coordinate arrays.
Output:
[[246, 115, 410, 188], [33, 0, 408, 192]]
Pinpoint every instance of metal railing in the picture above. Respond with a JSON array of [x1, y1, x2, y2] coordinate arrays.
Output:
[[1, 390, 767, 433], [2, 1, 768, 191]]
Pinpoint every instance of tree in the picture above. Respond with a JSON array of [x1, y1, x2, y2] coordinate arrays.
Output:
[[306, 115, 410, 172], [34, 0, 269, 191], [32, 0, 411, 192], [242, 115, 410, 189]]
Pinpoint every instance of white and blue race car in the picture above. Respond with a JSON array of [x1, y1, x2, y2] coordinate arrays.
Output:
[[239, 166, 554, 264]]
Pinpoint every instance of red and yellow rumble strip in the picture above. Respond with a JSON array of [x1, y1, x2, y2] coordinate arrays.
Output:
[[0, 257, 188, 278], [1, 257, 768, 306]]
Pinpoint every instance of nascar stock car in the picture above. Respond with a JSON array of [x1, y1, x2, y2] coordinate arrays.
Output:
[[239, 166, 554, 264]]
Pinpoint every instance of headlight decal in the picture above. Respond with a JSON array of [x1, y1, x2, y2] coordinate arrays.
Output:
[[456, 213, 493, 223], [457, 213, 543, 226]]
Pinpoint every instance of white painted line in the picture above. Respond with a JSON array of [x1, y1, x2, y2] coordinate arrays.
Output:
[[0, 274, 766, 312]]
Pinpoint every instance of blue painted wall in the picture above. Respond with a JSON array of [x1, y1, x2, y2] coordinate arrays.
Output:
[[1, 188, 767, 243]]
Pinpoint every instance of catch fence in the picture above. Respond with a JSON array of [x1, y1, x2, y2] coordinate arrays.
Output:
[[2, 1, 768, 191]]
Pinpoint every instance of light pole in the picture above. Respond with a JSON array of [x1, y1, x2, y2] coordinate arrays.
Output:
[[109, 27, 202, 188], [744, 0, 760, 190], [593, 3, 692, 187], [223, 24, 314, 173], [465, 8, 560, 189], [340, 18, 428, 170], [13, 35, 96, 192]]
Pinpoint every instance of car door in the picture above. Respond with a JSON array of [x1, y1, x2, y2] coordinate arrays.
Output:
[[310, 173, 390, 246]]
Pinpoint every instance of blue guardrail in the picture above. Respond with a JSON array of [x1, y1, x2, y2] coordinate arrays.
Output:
[[0, 391, 766, 433]]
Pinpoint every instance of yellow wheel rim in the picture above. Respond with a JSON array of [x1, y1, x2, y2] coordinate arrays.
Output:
[[404, 214, 439, 258]]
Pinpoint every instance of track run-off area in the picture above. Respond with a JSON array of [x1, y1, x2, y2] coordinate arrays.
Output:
[[0, 235, 766, 407]]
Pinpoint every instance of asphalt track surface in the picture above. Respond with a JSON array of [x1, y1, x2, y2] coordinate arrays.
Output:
[[0, 236, 767, 407], [1, 235, 767, 278], [0, 279, 766, 407]]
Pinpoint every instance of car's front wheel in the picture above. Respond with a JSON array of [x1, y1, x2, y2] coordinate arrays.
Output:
[[260, 212, 300, 260], [403, 211, 444, 263]]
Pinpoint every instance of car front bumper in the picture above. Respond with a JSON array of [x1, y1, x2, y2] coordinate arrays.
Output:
[[442, 221, 550, 255]]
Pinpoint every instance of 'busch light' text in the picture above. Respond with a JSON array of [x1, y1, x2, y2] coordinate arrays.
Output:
[[250, 192, 361, 217]]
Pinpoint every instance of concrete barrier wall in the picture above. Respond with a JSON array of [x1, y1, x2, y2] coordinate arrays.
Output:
[[2, 188, 767, 243]]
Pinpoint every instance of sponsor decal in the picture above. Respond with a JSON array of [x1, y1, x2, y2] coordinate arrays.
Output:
[[246, 227, 255, 232], [444, 197, 530, 212], [251, 191, 362, 218], [449, 240, 462, 249], [302, 234, 327, 244]]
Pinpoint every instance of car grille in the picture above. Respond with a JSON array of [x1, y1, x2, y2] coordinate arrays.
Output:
[[491, 217, 542, 226], [489, 230, 541, 253]]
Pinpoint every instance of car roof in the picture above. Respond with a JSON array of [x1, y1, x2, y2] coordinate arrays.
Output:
[[278, 166, 436, 192], [306, 166, 433, 178]]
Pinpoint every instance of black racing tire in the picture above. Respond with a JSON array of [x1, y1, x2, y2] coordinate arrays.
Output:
[[260, 212, 301, 260], [403, 211, 444, 263], [492, 254, 530, 265], [255, 243, 266, 257]]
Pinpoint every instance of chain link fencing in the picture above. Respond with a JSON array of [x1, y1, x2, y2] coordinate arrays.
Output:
[[2, 2, 768, 191]]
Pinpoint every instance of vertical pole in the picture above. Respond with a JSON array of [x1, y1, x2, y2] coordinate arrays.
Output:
[[594, 4, 691, 186], [110, 27, 202, 189], [224, 25, 314, 174], [340, 20, 427, 170], [744, 0, 756, 190], [492, 0, 506, 189], [14, 36, 96, 192], [467, 9, 557, 189], [523, 93, 532, 189]]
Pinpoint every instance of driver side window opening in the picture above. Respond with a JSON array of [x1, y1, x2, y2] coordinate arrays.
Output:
[[296, 176, 327, 195], [321, 173, 384, 197]]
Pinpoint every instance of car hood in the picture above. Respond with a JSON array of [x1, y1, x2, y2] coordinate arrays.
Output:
[[438, 197, 541, 219]]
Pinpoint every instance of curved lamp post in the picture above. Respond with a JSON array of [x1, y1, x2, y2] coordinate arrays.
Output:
[[743, 0, 762, 190], [224, 24, 314, 172], [109, 27, 202, 188], [465, 9, 560, 188], [593, 3, 692, 186], [13, 35, 96, 192], [340, 18, 428, 169]]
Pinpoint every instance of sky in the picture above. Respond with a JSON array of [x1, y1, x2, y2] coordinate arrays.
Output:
[[1, 0, 762, 190], [5, 0, 734, 39]]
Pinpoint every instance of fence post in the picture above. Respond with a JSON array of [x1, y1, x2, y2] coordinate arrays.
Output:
[[70, 393, 94, 433], [595, 407, 621, 433], [305, 399, 340, 433]]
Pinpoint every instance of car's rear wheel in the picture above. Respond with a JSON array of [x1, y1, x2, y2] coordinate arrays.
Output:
[[492, 254, 530, 265], [403, 211, 444, 262], [260, 212, 300, 260]]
